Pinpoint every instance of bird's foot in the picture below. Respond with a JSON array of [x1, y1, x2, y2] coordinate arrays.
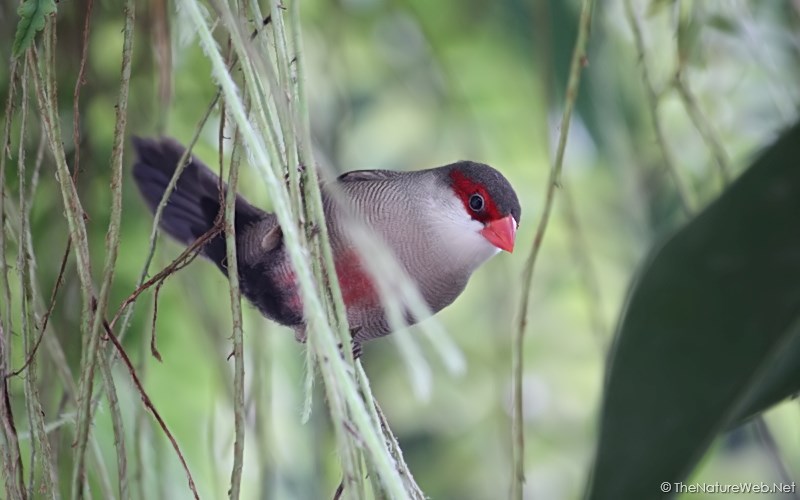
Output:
[[352, 342, 363, 360], [335, 341, 363, 360]]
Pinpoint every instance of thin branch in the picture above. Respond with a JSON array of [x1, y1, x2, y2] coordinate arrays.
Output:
[[97, 353, 129, 500], [372, 394, 425, 499], [98, 312, 200, 499], [17, 52, 59, 500], [752, 416, 799, 498], [624, 0, 695, 214], [0, 55, 26, 500], [112, 91, 220, 340], [31, 20, 99, 499], [0, 375, 26, 500], [68, 0, 135, 494], [673, 72, 732, 185], [511, 0, 595, 498], [7, 239, 69, 378], [110, 223, 223, 329], [18, 64, 36, 499], [72, 0, 94, 182], [223, 89, 247, 500], [20, 0, 95, 411], [148, 280, 165, 361], [190, 0, 413, 496], [2, 201, 116, 500], [5, 127, 48, 380]]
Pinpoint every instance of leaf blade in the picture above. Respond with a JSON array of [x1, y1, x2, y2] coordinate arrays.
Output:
[[586, 122, 800, 500], [12, 0, 57, 58]]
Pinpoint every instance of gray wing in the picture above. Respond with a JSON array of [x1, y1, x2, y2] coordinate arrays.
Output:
[[337, 169, 405, 183]]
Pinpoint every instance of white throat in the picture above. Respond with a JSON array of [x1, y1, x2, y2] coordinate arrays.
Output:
[[426, 191, 501, 273]]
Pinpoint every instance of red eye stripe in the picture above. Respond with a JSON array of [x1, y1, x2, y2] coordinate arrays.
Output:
[[449, 170, 502, 223]]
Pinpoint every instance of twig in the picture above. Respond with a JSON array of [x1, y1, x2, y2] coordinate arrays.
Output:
[[113, 91, 220, 340], [98, 349, 129, 500], [18, 60, 36, 498], [2, 199, 117, 499], [149, 280, 164, 362], [0, 376, 26, 500], [624, 0, 695, 214], [17, 53, 58, 500], [31, 21, 98, 499], [29, 0, 97, 398], [752, 416, 799, 499], [99, 313, 200, 499], [282, 1, 372, 495], [223, 85, 246, 500], [72, 0, 94, 182], [152, 0, 172, 134], [0, 53, 26, 500], [372, 398, 425, 499], [110, 223, 223, 328], [24, 0, 94, 398], [7, 239, 70, 378], [511, 0, 595, 498], [193, 0, 411, 495], [5, 126, 48, 380], [70, 1, 136, 495], [332, 481, 344, 500], [673, 73, 732, 185]]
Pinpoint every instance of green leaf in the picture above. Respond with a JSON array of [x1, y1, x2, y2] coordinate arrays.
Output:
[[12, 0, 57, 58], [585, 121, 800, 500]]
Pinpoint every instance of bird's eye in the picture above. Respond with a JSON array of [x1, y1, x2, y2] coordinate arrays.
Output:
[[469, 193, 484, 211]]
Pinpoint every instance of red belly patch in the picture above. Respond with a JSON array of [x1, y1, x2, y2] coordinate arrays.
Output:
[[273, 248, 380, 315], [334, 249, 380, 309]]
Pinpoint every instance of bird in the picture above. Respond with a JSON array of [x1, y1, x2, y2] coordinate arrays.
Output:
[[131, 137, 521, 353]]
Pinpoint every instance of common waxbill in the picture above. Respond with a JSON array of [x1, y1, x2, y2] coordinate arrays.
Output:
[[132, 137, 521, 351]]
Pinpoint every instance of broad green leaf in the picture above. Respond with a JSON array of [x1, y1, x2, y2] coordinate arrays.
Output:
[[12, 0, 57, 58], [586, 121, 800, 500]]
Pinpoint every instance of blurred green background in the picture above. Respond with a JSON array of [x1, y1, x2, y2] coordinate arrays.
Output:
[[1, 0, 800, 499]]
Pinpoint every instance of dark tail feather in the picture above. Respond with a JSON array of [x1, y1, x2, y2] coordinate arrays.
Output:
[[131, 136, 264, 272]]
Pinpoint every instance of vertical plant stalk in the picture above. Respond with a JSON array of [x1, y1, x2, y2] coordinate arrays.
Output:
[[67, 0, 135, 495], [623, 0, 695, 214], [17, 54, 58, 500], [185, 0, 415, 496], [531, 0, 606, 344], [224, 100, 247, 500], [285, 2, 371, 496], [18, 59, 37, 499], [85, 1, 136, 497], [97, 354, 128, 500], [114, 92, 220, 342], [72, 0, 94, 180], [275, 0, 365, 493], [0, 199, 116, 500], [369, 380, 425, 499], [267, 0, 304, 218], [0, 56, 26, 500], [511, 0, 595, 498], [30, 18, 97, 500]]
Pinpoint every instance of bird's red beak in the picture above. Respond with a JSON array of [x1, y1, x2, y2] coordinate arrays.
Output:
[[480, 215, 517, 253]]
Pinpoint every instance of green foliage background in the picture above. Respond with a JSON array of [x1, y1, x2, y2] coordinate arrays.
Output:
[[1, 0, 799, 499]]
